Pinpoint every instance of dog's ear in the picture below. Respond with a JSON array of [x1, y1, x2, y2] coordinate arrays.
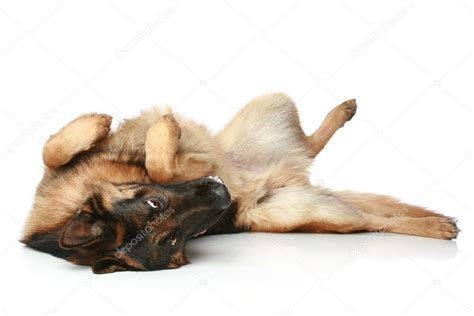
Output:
[[92, 257, 128, 274], [92, 256, 144, 274], [59, 210, 105, 249]]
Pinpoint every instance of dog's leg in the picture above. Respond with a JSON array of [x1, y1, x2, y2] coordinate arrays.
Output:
[[145, 115, 215, 183], [145, 115, 180, 182], [217, 93, 356, 162], [237, 186, 388, 236], [43, 114, 112, 169], [296, 212, 459, 240], [306, 99, 357, 158], [333, 191, 452, 219], [237, 186, 459, 240], [329, 191, 459, 238]]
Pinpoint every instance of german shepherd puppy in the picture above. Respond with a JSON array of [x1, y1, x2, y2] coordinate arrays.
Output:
[[21, 93, 459, 274]]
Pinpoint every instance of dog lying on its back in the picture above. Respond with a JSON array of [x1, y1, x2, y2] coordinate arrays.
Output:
[[21, 93, 459, 274]]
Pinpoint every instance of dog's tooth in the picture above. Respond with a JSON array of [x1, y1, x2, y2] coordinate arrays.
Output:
[[208, 176, 224, 184]]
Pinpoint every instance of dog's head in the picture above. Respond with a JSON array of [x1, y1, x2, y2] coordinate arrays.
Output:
[[59, 176, 231, 274]]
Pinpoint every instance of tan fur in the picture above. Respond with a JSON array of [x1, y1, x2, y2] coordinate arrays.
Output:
[[43, 114, 112, 168], [22, 93, 459, 244], [23, 161, 148, 237], [307, 99, 357, 157], [145, 115, 217, 182]]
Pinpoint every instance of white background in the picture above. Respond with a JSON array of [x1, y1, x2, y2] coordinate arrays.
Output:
[[0, 0, 473, 315]]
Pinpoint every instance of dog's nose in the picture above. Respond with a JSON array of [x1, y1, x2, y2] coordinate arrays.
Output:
[[196, 176, 225, 187], [193, 176, 231, 209]]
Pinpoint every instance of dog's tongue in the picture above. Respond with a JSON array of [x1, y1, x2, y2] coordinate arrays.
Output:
[[193, 229, 207, 237]]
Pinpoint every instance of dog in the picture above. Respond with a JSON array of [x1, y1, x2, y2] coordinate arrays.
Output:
[[21, 93, 459, 274]]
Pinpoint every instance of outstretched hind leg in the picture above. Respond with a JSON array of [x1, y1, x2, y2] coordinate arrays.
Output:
[[306, 99, 357, 158], [42, 114, 112, 169], [237, 186, 459, 240], [235, 186, 381, 234], [217, 93, 357, 163], [331, 190, 459, 239]]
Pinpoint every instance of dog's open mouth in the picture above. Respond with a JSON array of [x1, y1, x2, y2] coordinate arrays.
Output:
[[208, 175, 224, 184], [186, 176, 228, 238]]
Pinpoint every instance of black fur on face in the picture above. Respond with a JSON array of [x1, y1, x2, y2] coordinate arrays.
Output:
[[101, 176, 231, 273], [25, 176, 232, 273], [50, 176, 231, 273]]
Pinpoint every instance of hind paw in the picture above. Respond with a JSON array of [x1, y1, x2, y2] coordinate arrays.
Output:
[[332, 99, 357, 126], [426, 216, 460, 240]]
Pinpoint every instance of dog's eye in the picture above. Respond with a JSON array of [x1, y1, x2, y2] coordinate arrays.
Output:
[[145, 198, 161, 209], [169, 234, 177, 246]]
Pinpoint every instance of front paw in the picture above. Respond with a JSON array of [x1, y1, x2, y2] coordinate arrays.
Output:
[[157, 114, 181, 139], [71, 114, 112, 148], [42, 113, 112, 168]]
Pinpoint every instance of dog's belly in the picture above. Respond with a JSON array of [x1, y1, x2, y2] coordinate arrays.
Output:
[[227, 152, 269, 173], [224, 148, 312, 220], [218, 93, 312, 175]]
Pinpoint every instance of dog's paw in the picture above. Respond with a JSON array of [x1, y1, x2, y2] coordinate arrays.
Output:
[[426, 216, 460, 240], [341, 99, 357, 121], [70, 114, 112, 147], [42, 113, 112, 168], [157, 114, 182, 138], [331, 99, 357, 126]]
